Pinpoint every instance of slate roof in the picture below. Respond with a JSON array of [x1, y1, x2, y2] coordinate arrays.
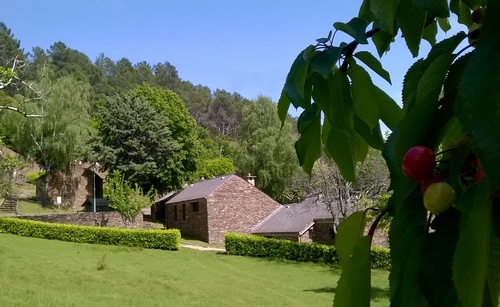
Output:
[[165, 174, 234, 204], [252, 199, 332, 235]]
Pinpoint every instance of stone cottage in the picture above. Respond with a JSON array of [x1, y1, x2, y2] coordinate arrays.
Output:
[[164, 174, 280, 244], [251, 199, 335, 245]]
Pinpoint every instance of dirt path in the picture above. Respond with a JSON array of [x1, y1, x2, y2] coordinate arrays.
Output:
[[180, 243, 225, 252]]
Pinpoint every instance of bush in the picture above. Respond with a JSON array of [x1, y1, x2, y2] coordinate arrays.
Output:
[[225, 233, 390, 270], [0, 217, 180, 250], [26, 170, 46, 184]]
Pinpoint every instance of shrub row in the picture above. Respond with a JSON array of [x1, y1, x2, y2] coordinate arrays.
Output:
[[224, 233, 390, 270], [0, 217, 180, 250]]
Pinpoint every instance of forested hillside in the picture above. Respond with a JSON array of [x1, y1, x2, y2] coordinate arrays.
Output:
[[0, 22, 388, 209]]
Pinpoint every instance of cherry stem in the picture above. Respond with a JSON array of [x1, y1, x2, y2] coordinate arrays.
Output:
[[435, 147, 459, 156], [425, 213, 433, 233], [368, 208, 388, 239]]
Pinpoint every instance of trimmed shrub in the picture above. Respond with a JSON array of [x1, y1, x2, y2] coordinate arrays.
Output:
[[0, 217, 180, 250], [225, 233, 390, 270], [26, 170, 46, 184]]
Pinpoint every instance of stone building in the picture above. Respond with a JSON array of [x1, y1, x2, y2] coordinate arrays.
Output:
[[35, 162, 106, 210], [251, 200, 335, 245], [164, 174, 280, 244]]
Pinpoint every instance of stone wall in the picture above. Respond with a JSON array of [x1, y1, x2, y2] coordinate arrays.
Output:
[[16, 211, 151, 229], [165, 199, 209, 241], [311, 222, 335, 245], [206, 176, 281, 244]]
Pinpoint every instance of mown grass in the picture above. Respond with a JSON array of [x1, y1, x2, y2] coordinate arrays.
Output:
[[0, 233, 390, 306]]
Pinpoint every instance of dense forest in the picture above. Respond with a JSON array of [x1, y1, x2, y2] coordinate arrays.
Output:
[[0, 22, 388, 214]]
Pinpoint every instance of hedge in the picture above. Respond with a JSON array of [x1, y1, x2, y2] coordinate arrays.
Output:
[[225, 233, 390, 270], [0, 217, 180, 250]]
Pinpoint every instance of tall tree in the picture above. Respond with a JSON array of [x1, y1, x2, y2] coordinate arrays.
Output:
[[235, 96, 300, 201], [13, 73, 92, 198], [206, 89, 247, 136], [91, 94, 178, 192], [132, 84, 200, 188], [0, 22, 24, 69]]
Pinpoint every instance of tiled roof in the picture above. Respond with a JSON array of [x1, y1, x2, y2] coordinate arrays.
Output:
[[252, 199, 332, 235], [166, 174, 235, 204]]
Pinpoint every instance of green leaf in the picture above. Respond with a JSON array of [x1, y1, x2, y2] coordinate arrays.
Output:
[[347, 60, 380, 129], [458, 1, 474, 27], [333, 236, 372, 307], [354, 51, 392, 84], [277, 90, 290, 125], [310, 47, 341, 79], [335, 211, 367, 267], [413, 0, 450, 18], [418, 209, 460, 306], [282, 45, 314, 109], [453, 182, 492, 306], [371, 28, 394, 57], [459, 1, 500, 193], [316, 30, 332, 43], [422, 20, 438, 46], [389, 192, 428, 306], [323, 72, 360, 182], [353, 115, 385, 150], [487, 220, 500, 307], [437, 17, 451, 32], [374, 85, 402, 131], [396, 0, 427, 57], [395, 53, 455, 162], [325, 126, 362, 183], [402, 58, 426, 112], [358, 0, 374, 21], [333, 18, 369, 44], [295, 103, 322, 175], [415, 53, 455, 106], [370, 0, 398, 34]]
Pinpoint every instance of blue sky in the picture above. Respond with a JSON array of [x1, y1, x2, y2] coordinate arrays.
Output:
[[3, 1, 464, 117]]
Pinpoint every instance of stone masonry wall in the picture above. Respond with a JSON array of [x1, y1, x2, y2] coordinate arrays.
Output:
[[165, 199, 209, 241], [312, 222, 335, 245], [16, 211, 150, 229], [35, 163, 104, 210], [206, 176, 281, 244]]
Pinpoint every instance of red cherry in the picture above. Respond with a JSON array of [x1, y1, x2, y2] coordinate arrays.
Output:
[[421, 174, 445, 194], [475, 159, 487, 182], [402, 146, 436, 180], [471, 7, 486, 24]]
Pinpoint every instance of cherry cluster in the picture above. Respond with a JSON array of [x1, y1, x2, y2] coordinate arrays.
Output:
[[468, 7, 486, 46], [402, 146, 456, 215]]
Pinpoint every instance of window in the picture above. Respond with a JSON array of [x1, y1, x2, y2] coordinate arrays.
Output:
[[191, 202, 200, 212], [174, 205, 178, 221], [182, 203, 187, 221]]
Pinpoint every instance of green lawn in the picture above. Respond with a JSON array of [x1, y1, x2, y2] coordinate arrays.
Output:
[[0, 234, 390, 306]]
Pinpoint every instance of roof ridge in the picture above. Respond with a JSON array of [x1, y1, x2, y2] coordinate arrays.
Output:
[[251, 204, 284, 233]]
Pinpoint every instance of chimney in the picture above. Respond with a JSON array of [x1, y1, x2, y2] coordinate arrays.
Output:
[[246, 173, 256, 186]]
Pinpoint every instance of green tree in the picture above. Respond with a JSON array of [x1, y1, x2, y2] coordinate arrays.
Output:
[[104, 170, 155, 226], [91, 94, 178, 192], [235, 96, 300, 202], [195, 157, 235, 180], [132, 84, 200, 188], [13, 73, 91, 199], [0, 22, 24, 69], [279, 1, 500, 306]]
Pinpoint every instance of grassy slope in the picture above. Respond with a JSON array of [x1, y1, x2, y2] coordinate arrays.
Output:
[[0, 234, 389, 307]]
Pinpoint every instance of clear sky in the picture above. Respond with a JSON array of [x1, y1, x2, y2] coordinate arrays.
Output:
[[2, 0, 464, 117]]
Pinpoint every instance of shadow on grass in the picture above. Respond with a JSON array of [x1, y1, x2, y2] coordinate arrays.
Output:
[[304, 286, 390, 299]]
